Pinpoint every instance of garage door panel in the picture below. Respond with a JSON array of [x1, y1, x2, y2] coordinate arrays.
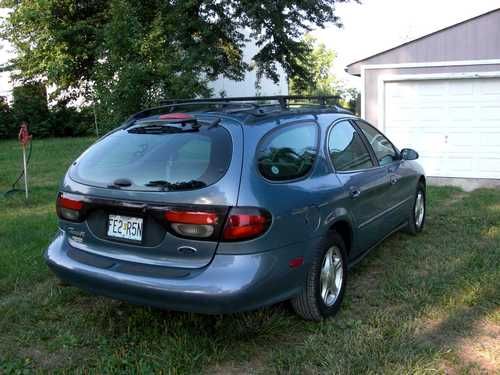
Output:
[[389, 127, 443, 150], [480, 132, 500, 147], [449, 81, 474, 96], [415, 80, 447, 96], [479, 105, 500, 120], [479, 158, 500, 179], [416, 106, 445, 121], [386, 106, 415, 121], [446, 155, 474, 173], [384, 77, 500, 179], [478, 80, 500, 95], [449, 106, 475, 121], [419, 154, 445, 176], [447, 132, 478, 148]]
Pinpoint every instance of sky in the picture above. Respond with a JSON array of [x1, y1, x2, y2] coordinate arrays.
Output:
[[312, 0, 500, 89]]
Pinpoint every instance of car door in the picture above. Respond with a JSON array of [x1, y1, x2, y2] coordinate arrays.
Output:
[[327, 120, 390, 256], [354, 120, 410, 231]]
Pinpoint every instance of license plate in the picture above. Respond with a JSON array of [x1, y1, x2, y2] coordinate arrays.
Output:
[[107, 214, 143, 242]]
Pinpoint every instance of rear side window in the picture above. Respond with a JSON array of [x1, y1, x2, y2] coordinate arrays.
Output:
[[355, 120, 398, 166], [328, 120, 374, 171], [71, 123, 232, 191], [257, 122, 318, 181]]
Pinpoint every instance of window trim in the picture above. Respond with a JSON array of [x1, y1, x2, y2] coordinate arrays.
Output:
[[353, 119, 401, 166], [255, 120, 320, 184], [325, 118, 378, 174]]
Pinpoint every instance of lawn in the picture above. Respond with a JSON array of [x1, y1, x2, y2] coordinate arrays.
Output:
[[0, 137, 499, 374]]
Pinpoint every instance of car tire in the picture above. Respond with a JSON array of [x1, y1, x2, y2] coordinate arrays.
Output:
[[291, 231, 347, 321], [405, 182, 426, 235]]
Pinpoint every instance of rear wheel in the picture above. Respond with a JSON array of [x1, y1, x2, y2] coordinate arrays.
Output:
[[291, 232, 347, 321], [405, 182, 426, 235]]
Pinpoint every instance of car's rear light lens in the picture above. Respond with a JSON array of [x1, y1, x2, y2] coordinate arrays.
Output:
[[165, 211, 218, 225], [56, 193, 85, 222], [165, 210, 219, 238], [222, 207, 271, 241]]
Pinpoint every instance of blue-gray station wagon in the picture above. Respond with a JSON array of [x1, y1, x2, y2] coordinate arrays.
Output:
[[45, 96, 426, 320]]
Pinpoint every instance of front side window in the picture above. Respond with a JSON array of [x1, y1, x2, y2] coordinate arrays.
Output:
[[257, 122, 318, 181], [356, 121, 398, 166], [328, 120, 374, 172]]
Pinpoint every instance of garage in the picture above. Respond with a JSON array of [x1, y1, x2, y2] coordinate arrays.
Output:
[[383, 76, 500, 179], [345, 8, 500, 185]]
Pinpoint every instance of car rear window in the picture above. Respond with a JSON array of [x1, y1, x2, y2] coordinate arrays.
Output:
[[70, 122, 232, 191], [257, 122, 318, 181]]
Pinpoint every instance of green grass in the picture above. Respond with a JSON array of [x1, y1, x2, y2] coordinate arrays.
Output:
[[0, 137, 499, 374]]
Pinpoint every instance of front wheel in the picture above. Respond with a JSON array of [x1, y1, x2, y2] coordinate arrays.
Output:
[[405, 182, 426, 235], [291, 232, 347, 321]]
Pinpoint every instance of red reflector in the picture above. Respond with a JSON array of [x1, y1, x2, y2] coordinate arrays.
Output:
[[165, 210, 218, 225], [159, 113, 194, 121], [57, 195, 84, 210], [223, 209, 271, 241], [288, 257, 304, 269]]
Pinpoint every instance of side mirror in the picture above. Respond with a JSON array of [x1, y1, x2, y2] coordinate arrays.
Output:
[[400, 148, 419, 161]]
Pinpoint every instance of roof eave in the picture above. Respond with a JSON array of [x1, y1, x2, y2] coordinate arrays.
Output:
[[343, 7, 500, 75]]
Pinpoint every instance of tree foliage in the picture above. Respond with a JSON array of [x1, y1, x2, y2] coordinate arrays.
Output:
[[0, 83, 93, 138], [0, 96, 14, 138], [0, 0, 349, 129], [12, 83, 50, 137], [289, 35, 360, 113], [289, 35, 338, 96]]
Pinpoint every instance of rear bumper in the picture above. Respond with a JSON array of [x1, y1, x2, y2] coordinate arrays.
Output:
[[44, 230, 311, 314]]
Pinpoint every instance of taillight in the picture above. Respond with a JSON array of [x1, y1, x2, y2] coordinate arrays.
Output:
[[222, 207, 271, 241], [56, 193, 85, 222], [165, 210, 219, 238]]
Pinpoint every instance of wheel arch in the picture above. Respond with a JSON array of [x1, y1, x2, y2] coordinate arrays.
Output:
[[329, 219, 353, 256], [418, 175, 426, 188]]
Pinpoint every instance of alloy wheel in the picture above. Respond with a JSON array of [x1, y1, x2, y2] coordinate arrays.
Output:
[[320, 246, 343, 307], [415, 191, 425, 228]]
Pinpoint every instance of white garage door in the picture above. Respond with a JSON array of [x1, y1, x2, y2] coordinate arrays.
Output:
[[384, 77, 500, 179]]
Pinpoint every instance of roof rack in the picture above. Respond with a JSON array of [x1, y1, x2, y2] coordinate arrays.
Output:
[[125, 95, 345, 125], [160, 95, 341, 108]]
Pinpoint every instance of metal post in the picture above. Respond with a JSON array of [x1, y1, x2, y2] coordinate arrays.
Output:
[[22, 144, 28, 200], [93, 101, 99, 137]]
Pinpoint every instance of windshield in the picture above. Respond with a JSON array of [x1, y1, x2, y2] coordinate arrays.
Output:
[[70, 123, 232, 191]]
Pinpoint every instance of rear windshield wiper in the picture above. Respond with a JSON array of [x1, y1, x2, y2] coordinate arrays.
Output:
[[127, 117, 220, 133], [145, 180, 207, 191]]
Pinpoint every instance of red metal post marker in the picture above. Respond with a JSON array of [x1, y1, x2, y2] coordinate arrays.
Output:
[[18, 122, 31, 199]]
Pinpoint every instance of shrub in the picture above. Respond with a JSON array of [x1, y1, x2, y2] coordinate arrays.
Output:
[[0, 83, 94, 139], [50, 104, 94, 137]]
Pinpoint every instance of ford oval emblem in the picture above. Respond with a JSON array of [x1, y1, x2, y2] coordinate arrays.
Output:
[[177, 246, 198, 255]]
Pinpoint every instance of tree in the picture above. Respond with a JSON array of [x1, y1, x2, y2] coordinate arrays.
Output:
[[0, 0, 350, 129], [289, 35, 338, 96], [289, 35, 360, 113], [0, 96, 14, 138]]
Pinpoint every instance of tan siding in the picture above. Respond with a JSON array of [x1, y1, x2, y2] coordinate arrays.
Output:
[[348, 9, 500, 75]]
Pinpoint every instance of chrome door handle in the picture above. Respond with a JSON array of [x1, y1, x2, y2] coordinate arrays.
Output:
[[390, 175, 400, 185], [350, 188, 361, 199]]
